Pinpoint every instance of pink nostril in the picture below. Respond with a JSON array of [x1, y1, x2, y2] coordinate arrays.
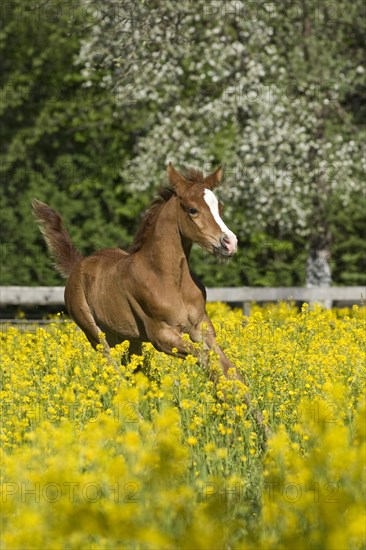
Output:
[[220, 234, 238, 254]]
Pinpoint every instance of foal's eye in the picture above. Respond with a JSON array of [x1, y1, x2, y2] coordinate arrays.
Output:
[[187, 207, 199, 216]]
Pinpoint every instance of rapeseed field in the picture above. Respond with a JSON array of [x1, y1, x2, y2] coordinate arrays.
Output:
[[1, 303, 365, 549]]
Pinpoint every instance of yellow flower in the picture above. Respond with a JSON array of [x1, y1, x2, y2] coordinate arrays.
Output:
[[1, 302, 365, 548], [216, 448, 228, 459]]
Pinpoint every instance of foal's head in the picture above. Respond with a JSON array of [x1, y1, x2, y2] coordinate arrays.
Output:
[[168, 163, 238, 257]]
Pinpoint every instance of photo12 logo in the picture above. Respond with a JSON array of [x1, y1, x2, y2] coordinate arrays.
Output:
[[201, 2, 342, 24], [200, 480, 340, 504], [1, 401, 140, 426], [1, 481, 140, 504], [0, 1, 137, 25]]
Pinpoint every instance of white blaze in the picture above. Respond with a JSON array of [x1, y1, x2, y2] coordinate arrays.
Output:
[[203, 189, 238, 252]]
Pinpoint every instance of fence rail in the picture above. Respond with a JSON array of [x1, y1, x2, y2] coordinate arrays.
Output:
[[1, 286, 365, 314]]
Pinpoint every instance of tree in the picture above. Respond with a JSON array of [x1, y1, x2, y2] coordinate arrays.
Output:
[[0, 0, 147, 285], [1, 1, 364, 288], [78, 0, 366, 286]]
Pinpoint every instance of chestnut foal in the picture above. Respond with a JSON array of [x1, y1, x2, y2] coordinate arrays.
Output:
[[33, 164, 265, 431]]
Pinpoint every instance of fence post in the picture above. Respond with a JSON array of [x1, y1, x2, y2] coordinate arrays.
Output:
[[243, 302, 251, 317]]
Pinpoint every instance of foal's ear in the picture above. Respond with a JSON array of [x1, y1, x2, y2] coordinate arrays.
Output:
[[204, 165, 222, 190], [167, 162, 187, 195]]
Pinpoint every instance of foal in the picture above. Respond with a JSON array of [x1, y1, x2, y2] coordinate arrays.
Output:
[[33, 164, 241, 379]]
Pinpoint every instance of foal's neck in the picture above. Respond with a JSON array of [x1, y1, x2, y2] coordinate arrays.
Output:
[[143, 197, 191, 282]]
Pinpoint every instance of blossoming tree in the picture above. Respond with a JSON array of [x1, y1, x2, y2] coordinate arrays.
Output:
[[78, 0, 365, 286]]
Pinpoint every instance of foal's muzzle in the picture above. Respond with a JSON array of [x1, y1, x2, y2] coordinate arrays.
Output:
[[214, 233, 238, 257]]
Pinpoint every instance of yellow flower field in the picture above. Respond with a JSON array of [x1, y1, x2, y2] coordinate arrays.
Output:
[[1, 303, 365, 549]]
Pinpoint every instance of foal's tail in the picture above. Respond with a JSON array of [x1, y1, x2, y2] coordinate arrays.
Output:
[[32, 199, 83, 278]]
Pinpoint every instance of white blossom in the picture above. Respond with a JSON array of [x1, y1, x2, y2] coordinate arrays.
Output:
[[78, 0, 363, 246]]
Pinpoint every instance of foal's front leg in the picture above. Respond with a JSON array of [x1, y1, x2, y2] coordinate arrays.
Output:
[[151, 320, 267, 437], [191, 316, 268, 437], [150, 323, 198, 360], [189, 315, 242, 381], [151, 318, 239, 381], [152, 319, 239, 379]]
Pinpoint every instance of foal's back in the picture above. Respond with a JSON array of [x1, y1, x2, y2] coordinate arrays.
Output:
[[67, 247, 129, 292]]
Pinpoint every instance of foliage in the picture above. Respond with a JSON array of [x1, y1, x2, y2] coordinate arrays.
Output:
[[0, 0, 147, 286], [78, 0, 366, 285], [1, 303, 365, 548], [0, 0, 365, 287], [330, 192, 366, 285]]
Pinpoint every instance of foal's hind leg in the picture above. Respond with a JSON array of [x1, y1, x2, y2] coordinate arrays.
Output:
[[124, 341, 144, 373], [66, 289, 120, 372]]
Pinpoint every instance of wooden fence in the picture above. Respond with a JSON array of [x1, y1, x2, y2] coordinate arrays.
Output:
[[1, 286, 365, 315]]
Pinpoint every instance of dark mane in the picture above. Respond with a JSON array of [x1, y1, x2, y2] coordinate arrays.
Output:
[[128, 167, 204, 254]]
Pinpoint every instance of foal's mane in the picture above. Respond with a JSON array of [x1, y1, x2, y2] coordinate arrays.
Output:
[[128, 168, 204, 254]]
